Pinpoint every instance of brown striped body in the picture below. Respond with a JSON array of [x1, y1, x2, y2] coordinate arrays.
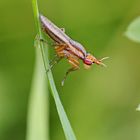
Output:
[[39, 14, 108, 85], [40, 14, 86, 60]]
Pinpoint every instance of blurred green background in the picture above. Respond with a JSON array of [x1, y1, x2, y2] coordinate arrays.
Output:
[[0, 0, 140, 140]]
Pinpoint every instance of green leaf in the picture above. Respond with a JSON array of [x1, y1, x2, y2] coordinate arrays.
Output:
[[136, 104, 140, 111], [26, 47, 49, 140], [125, 16, 140, 43]]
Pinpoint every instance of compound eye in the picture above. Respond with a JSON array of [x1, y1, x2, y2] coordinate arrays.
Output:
[[84, 59, 92, 65]]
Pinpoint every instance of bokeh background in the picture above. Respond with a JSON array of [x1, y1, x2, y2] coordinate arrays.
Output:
[[0, 0, 140, 140]]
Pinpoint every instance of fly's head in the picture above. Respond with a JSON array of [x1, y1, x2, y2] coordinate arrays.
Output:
[[83, 53, 109, 69]]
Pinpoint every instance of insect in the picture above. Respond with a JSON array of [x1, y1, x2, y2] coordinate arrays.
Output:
[[39, 14, 108, 86]]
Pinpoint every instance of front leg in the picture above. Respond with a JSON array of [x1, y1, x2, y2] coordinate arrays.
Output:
[[49, 56, 62, 70], [35, 34, 56, 47], [61, 56, 80, 86], [45, 55, 63, 73], [47, 44, 68, 72]]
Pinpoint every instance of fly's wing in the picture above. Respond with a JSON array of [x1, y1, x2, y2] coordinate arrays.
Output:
[[40, 14, 71, 44], [69, 40, 87, 57], [40, 14, 87, 59]]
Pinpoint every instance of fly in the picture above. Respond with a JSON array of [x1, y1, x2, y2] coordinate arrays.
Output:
[[39, 14, 109, 86]]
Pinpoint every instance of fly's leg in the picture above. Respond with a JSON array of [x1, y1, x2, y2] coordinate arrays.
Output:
[[35, 34, 68, 48], [46, 55, 62, 72], [55, 45, 67, 57], [49, 57, 62, 70], [61, 57, 80, 86], [47, 45, 66, 72], [49, 54, 58, 65], [50, 43, 68, 65], [35, 34, 56, 47], [36, 34, 68, 47], [49, 44, 67, 70], [61, 67, 79, 86]]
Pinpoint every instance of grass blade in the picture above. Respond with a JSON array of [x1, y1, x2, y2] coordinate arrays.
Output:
[[32, 0, 77, 140], [26, 47, 49, 140]]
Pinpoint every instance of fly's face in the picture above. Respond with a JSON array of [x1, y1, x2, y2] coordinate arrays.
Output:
[[83, 53, 109, 69]]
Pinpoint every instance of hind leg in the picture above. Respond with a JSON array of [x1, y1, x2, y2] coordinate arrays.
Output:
[[61, 56, 80, 86]]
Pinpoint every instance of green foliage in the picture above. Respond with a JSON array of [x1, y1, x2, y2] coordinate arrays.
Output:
[[1, 0, 140, 140], [125, 16, 140, 111], [136, 104, 140, 111], [125, 17, 140, 43]]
